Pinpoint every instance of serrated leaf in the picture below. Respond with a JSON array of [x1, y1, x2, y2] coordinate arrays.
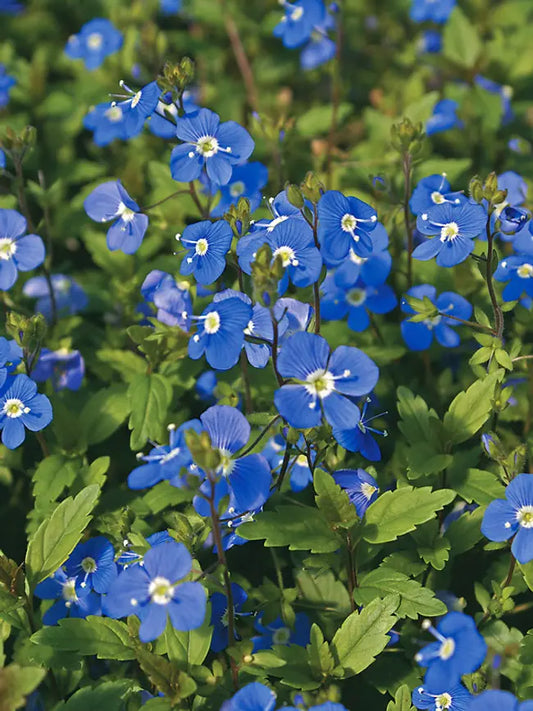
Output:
[[127, 373, 173, 451], [81, 385, 131, 446], [32, 455, 79, 506], [57, 680, 139, 710], [363, 487, 455, 544], [445, 506, 485, 555], [314, 469, 357, 529], [443, 372, 501, 444], [397, 387, 439, 445], [25, 484, 100, 588], [164, 605, 213, 668], [331, 594, 399, 677], [447, 467, 506, 504], [443, 6, 482, 68], [387, 684, 416, 711], [30, 616, 136, 660], [307, 623, 334, 678]]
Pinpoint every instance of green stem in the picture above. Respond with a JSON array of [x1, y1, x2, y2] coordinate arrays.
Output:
[[239, 415, 281, 457], [275, 442, 292, 492], [485, 221, 504, 340], [402, 153, 414, 289], [142, 189, 190, 212], [346, 532, 357, 611], [326, 1, 343, 189]]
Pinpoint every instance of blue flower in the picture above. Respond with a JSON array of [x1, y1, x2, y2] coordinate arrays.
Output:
[[222, 683, 276, 711], [274, 297, 314, 343], [410, 0, 456, 23], [280, 703, 348, 711], [117, 531, 173, 568], [0, 374, 53, 449], [426, 100, 463, 136], [415, 612, 487, 689], [274, 0, 326, 48], [475, 76, 513, 125], [207, 162, 268, 217], [196, 370, 217, 402], [414, 201, 486, 266], [401, 285, 472, 350], [188, 294, 252, 370], [301, 30, 336, 71], [321, 273, 396, 332], [0, 150, 5, 169], [149, 90, 199, 139], [103, 540, 207, 643], [141, 270, 191, 330], [498, 171, 527, 207], [65, 19, 123, 71], [65, 537, 117, 594], [34, 569, 101, 625], [31, 348, 85, 391], [497, 206, 529, 236], [0, 209, 45, 290], [160, 0, 182, 13], [331, 397, 387, 461], [0, 1, 23, 14], [84, 180, 149, 254], [0, 337, 22, 371], [412, 683, 472, 711], [170, 108, 254, 186], [318, 190, 378, 264], [494, 256, 533, 302], [418, 30, 442, 54], [512, 221, 533, 255], [178, 219, 233, 285], [210, 582, 248, 652], [84, 102, 137, 146], [469, 690, 533, 711], [332, 468, 379, 517], [265, 218, 322, 290], [23, 274, 88, 320], [0, 64, 15, 108], [193, 405, 272, 515], [252, 612, 311, 650], [409, 175, 464, 217], [128, 420, 202, 489], [481, 473, 533, 564], [334, 223, 392, 287], [274, 332, 379, 430]]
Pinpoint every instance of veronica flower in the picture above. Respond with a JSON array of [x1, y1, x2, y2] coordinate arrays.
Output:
[[332, 398, 387, 461], [170, 108, 254, 186], [31, 348, 85, 391], [321, 273, 396, 332], [110, 80, 160, 135], [409, 174, 464, 217], [0, 374, 53, 449], [209, 162, 268, 217], [267, 218, 322, 290], [222, 683, 276, 711], [332, 468, 379, 517], [65, 537, 117, 593], [149, 90, 199, 139], [318, 190, 378, 264], [252, 612, 311, 651], [409, 0, 456, 23], [177, 219, 233, 285], [300, 10, 336, 70], [0, 64, 15, 108], [64, 18, 123, 70], [494, 256, 533, 302], [0, 209, 45, 291], [426, 100, 463, 136], [273, 0, 326, 48], [414, 201, 487, 267], [412, 683, 472, 711], [103, 540, 206, 643], [274, 332, 379, 430], [401, 285, 472, 350], [415, 613, 487, 689], [141, 270, 191, 330], [334, 223, 392, 287], [24, 274, 88, 320], [475, 75, 513, 125], [34, 569, 101, 625], [210, 583, 248, 652], [469, 690, 533, 711]]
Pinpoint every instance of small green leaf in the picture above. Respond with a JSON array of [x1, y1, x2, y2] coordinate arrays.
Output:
[[443, 7, 482, 68], [443, 372, 502, 444], [387, 684, 416, 711], [314, 469, 357, 529], [0, 665, 46, 711], [127, 373, 173, 451], [164, 604, 212, 668]]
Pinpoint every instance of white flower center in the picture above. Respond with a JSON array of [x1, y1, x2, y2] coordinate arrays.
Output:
[[0, 238, 16, 261], [349, 249, 366, 265], [62, 578, 78, 603], [517, 505, 533, 528], [87, 32, 103, 50], [204, 311, 221, 334], [218, 448, 235, 477], [81, 556, 97, 573], [196, 135, 219, 157], [117, 202, 136, 222], [361, 482, 377, 500], [341, 213, 358, 232], [267, 215, 289, 232], [230, 181, 245, 198], [131, 91, 142, 109], [273, 626, 291, 644], [305, 369, 335, 398], [3, 398, 28, 418], [439, 637, 455, 660], [440, 222, 459, 241], [436, 693, 452, 710], [347, 287, 366, 306], [424, 314, 442, 329], [431, 191, 445, 204], [273, 245, 298, 267], [149, 576, 174, 605], [195, 238, 209, 256], [517, 263, 533, 279], [295, 454, 308, 466], [244, 319, 255, 335], [105, 105, 123, 122]]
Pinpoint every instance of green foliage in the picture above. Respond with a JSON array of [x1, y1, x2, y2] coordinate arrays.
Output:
[[127, 374, 173, 451], [0, 664, 46, 711]]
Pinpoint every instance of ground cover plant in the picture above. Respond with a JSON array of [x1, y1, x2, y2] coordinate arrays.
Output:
[[1, 0, 533, 709]]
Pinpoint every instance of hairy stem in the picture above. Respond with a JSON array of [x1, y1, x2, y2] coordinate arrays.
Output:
[[485, 220, 504, 340]]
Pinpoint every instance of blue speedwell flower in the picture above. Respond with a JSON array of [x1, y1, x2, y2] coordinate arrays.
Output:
[[332, 397, 387, 461], [409, 0, 456, 23], [412, 683, 472, 711], [65, 18, 123, 71], [252, 612, 311, 651], [318, 190, 378, 264], [0, 374, 52, 449], [110, 80, 160, 135], [222, 683, 276, 711], [24, 274, 88, 320], [210, 582, 248, 652], [401, 285, 472, 350], [0, 209, 45, 291], [332, 468, 379, 517], [34, 568, 101, 625], [31, 348, 85, 391], [188, 293, 252, 370], [65, 537, 117, 593], [160, 0, 182, 13], [209, 162, 268, 217], [273, 0, 327, 48], [266, 218, 322, 291], [280, 703, 348, 711], [170, 108, 254, 186], [84, 180, 149, 254], [409, 174, 464, 217], [426, 99, 463, 136], [415, 612, 487, 690], [103, 540, 206, 643], [0, 65, 15, 108], [469, 690, 533, 711], [178, 219, 233, 285], [141, 270, 191, 330], [274, 332, 379, 430], [83, 84, 159, 145], [334, 222, 392, 287], [321, 273, 397, 333], [481, 473, 533, 564], [494, 256, 533, 302], [414, 201, 487, 267]]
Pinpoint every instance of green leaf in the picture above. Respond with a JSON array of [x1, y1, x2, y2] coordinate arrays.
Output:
[[30, 616, 136, 660], [239, 506, 341, 553], [443, 372, 502, 444], [136, 649, 197, 702], [307, 623, 335, 678], [296, 103, 352, 137], [81, 385, 131, 446], [443, 7, 482, 68], [354, 568, 447, 620], [363, 487, 455, 544], [127, 373, 173, 451], [447, 467, 506, 504], [164, 605, 213, 668], [314, 469, 357, 529], [57, 680, 139, 710], [406, 443, 453, 479], [331, 595, 399, 677], [445, 506, 485, 555], [0, 588, 25, 625], [387, 684, 416, 711], [25, 484, 100, 588], [397, 387, 439, 445], [0, 664, 46, 711], [32, 455, 79, 506]]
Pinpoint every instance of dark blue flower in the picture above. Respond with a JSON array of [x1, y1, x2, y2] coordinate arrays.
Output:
[[35, 568, 101, 625], [498, 171, 527, 207], [481, 473, 533, 564], [274, 332, 379, 430], [31, 348, 85, 391], [410, 0, 455, 23], [83, 102, 135, 146], [274, 0, 326, 48], [0, 337, 22, 371], [111, 80, 161, 135], [512, 221, 533, 255], [178, 219, 233, 285], [0, 374, 53, 449], [103, 540, 206, 643], [415, 612, 487, 689], [412, 683, 472, 711], [418, 30, 442, 54], [196, 370, 217, 402], [426, 100, 463, 136], [318, 190, 378, 264], [188, 294, 252, 370], [149, 90, 199, 139], [0, 1, 23, 14], [321, 273, 396, 332], [0, 64, 15, 108], [0, 209, 45, 290], [170, 108, 254, 186], [222, 682, 276, 711], [332, 398, 387, 461], [65, 537, 117, 594], [160, 0, 182, 13], [141, 270, 192, 330], [210, 582, 248, 652], [401, 285, 472, 350], [265, 218, 322, 291], [84, 180, 149, 254], [334, 223, 392, 287], [494, 256, 533, 302], [0, 150, 5, 169], [65, 18, 123, 71], [414, 201, 486, 266], [470, 690, 533, 711], [252, 612, 311, 650], [409, 174, 464, 217], [208, 162, 268, 217], [23, 274, 88, 320], [332, 468, 379, 517]]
